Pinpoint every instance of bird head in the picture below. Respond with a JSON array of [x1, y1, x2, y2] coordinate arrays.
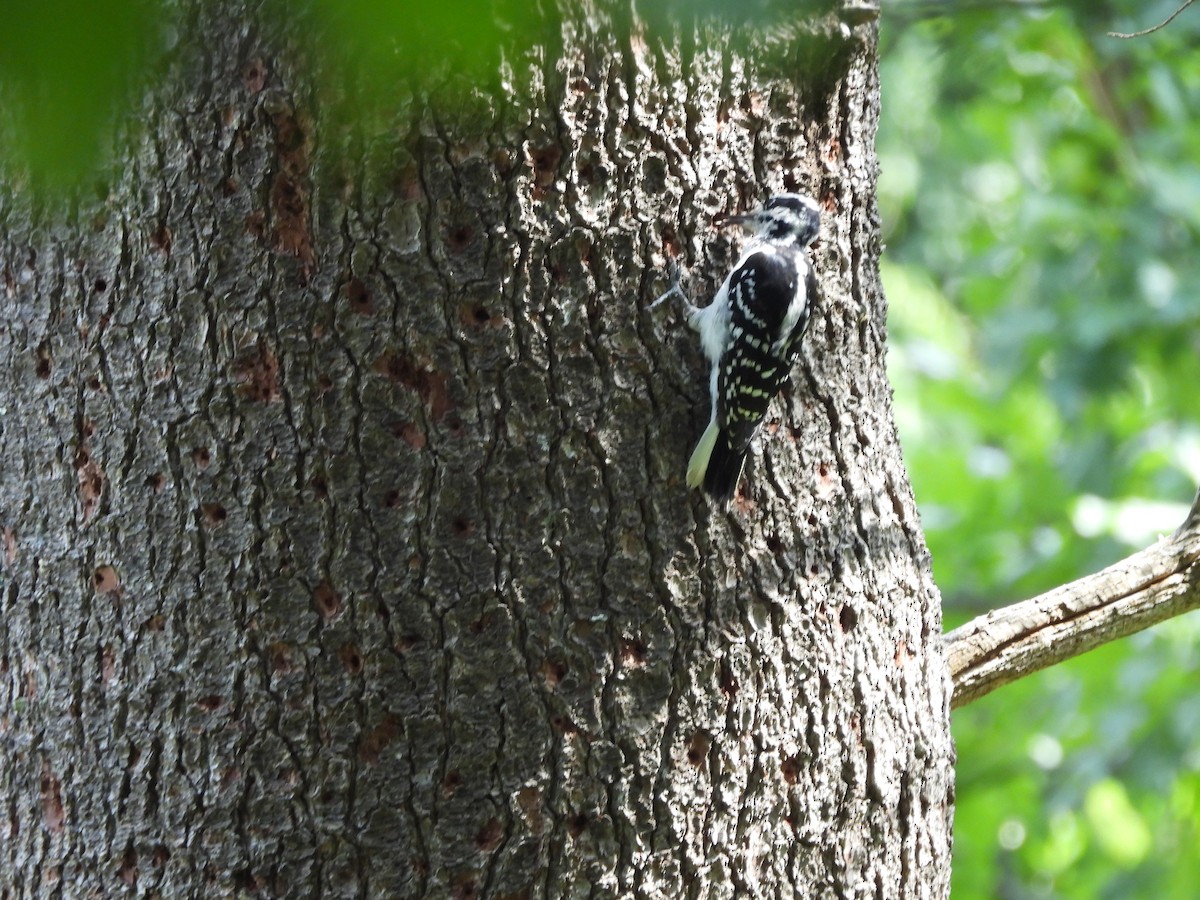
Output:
[[716, 193, 821, 247]]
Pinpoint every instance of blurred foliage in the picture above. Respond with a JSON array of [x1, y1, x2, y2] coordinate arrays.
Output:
[[0, 0, 155, 191], [879, 0, 1200, 896], [0, 0, 820, 191]]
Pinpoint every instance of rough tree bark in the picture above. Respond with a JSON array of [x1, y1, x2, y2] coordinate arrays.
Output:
[[0, 1, 953, 897]]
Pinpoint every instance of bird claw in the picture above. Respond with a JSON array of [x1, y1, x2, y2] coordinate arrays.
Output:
[[651, 260, 691, 310]]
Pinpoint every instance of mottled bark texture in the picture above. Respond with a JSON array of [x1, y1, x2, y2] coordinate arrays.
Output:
[[0, 2, 953, 897]]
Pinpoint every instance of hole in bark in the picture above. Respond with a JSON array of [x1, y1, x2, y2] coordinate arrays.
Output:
[[687, 731, 710, 767], [733, 484, 753, 513], [452, 516, 474, 537], [392, 420, 426, 449], [151, 222, 172, 252], [383, 489, 403, 508], [197, 694, 222, 712], [245, 210, 266, 239], [94, 277, 108, 293], [446, 414, 466, 437], [462, 303, 492, 327], [447, 224, 475, 252], [839, 605, 858, 632], [232, 338, 280, 403], [242, 56, 268, 93], [765, 536, 784, 556], [396, 633, 421, 652], [550, 715, 578, 735], [269, 642, 293, 674], [310, 474, 329, 500], [620, 639, 647, 668], [233, 870, 263, 892], [807, 513, 818, 526], [35, 342, 52, 379], [344, 277, 373, 315], [375, 351, 454, 422], [541, 657, 568, 688], [201, 503, 227, 526], [358, 714, 401, 765], [474, 818, 503, 852], [442, 770, 464, 796], [527, 144, 562, 188], [93, 565, 120, 593], [660, 224, 681, 257], [117, 848, 137, 886], [492, 148, 513, 176], [338, 643, 364, 676], [312, 580, 342, 622], [567, 812, 588, 839], [143, 614, 165, 632], [781, 754, 802, 785], [719, 664, 739, 696], [191, 447, 211, 469], [451, 875, 480, 900]]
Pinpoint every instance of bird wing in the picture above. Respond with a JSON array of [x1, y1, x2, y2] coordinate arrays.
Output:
[[715, 250, 807, 454]]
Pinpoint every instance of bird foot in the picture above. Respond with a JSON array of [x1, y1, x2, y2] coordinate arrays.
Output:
[[650, 260, 693, 310]]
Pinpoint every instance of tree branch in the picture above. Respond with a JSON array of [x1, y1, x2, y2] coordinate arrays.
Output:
[[946, 488, 1200, 709], [1108, 0, 1197, 38]]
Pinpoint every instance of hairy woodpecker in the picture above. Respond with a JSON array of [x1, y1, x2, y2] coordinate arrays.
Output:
[[655, 193, 820, 506]]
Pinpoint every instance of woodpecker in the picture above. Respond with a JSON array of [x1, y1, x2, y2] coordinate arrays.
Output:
[[655, 193, 820, 506]]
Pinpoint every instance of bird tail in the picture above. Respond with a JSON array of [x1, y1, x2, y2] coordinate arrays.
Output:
[[686, 421, 747, 506]]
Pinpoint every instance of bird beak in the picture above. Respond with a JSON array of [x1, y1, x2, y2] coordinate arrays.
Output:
[[714, 212, 754, 229]]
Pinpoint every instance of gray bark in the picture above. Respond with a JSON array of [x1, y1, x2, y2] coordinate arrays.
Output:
[[0, 1, 953, 897]]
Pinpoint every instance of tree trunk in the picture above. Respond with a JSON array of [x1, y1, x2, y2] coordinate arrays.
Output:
[[0, 2, 954, 897]]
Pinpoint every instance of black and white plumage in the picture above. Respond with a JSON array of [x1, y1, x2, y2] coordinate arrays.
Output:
[[657, 193, 820, 506]]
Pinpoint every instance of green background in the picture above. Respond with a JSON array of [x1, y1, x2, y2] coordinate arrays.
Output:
[[880, 1, 1200, 896]]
